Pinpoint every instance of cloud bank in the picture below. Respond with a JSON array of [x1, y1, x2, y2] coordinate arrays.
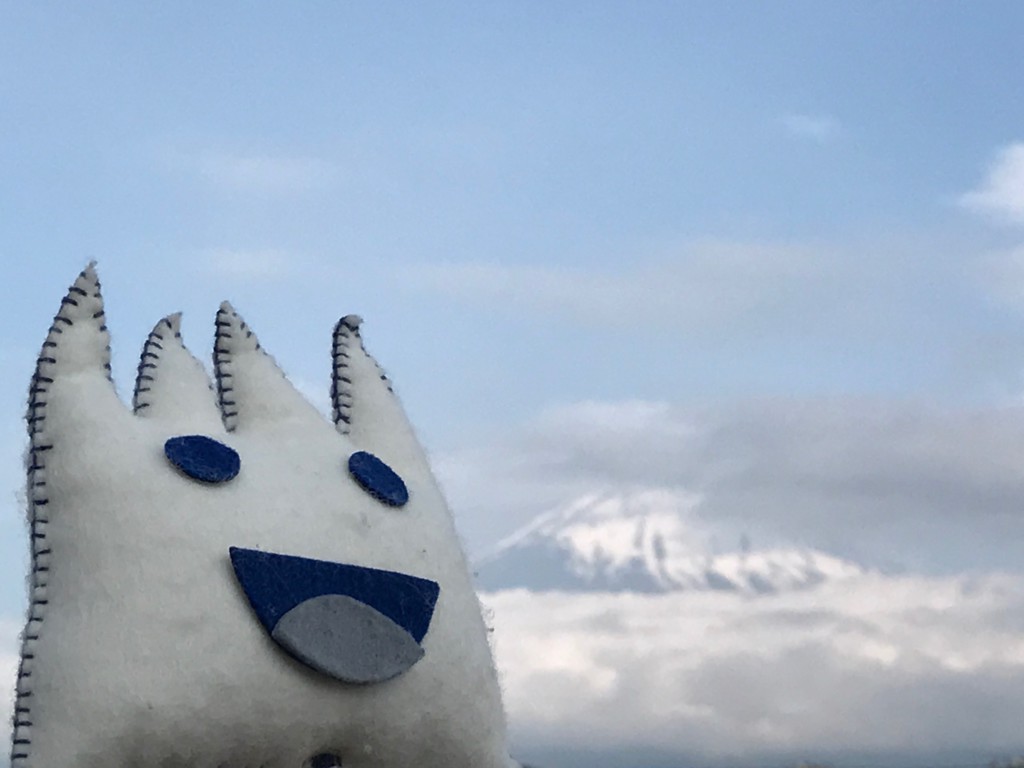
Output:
[[960, 143, 1024, 225], [402, 240, 833, 331], [442, 392, 1024, 765], [486, 572, 1024, 764], [440, 398, 1024, 572]]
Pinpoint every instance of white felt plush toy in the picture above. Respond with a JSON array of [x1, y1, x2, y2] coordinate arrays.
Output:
[[11, 265, 518, 768]]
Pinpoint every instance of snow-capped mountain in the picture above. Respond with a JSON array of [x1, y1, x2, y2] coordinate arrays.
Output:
[[473, 488, 863, 593]]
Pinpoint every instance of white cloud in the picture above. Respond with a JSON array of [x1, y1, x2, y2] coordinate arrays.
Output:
[[779, 113, 842, 144], [403, 240, 832, 331], [194, 247, 299, 281], [439, 398, 1024, 572], [960, 143, 1024, 225], [486, 572, 1024, 761], [197, 151, 334, 195]]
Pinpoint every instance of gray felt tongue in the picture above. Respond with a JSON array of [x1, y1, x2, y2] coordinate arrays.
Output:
[[271, 593, 425, 684]]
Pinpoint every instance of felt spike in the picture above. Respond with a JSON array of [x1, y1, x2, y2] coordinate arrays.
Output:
[[36, 262, 113, 383], [18, 263, 123, 757], [26, 262, 124, 504], [26, 262, 125, 444], [133, 314, 224, 428], [331, 316, 430, 469], [214, 302, 325, 433]]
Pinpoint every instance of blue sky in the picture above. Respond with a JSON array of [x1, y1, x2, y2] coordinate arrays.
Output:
[[3, 0, 1024, 583], [4, 5, 1024, 760], [4, 3, 1024, 413], [3, 2, 1024, 549]]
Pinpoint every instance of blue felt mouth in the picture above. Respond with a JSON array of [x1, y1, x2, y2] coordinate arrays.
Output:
[[229, 547, 439, 684]]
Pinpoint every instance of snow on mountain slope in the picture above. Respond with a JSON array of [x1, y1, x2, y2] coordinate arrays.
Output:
[[473, 488, 863, 593]]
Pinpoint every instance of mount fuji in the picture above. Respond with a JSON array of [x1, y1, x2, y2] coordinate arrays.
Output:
[[473, 488, 863, 594]]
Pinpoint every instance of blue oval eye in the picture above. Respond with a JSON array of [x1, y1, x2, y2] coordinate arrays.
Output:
[[164, 435, 240, 484], [348, 451, 408, 507]]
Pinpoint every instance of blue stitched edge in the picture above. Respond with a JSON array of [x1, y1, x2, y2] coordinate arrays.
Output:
[[13, 265, 108, 766]]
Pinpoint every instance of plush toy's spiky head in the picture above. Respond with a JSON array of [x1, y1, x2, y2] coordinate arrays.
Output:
[[12, 264, 515, 768]]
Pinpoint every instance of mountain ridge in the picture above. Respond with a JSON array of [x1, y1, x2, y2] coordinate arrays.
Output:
[[473, 488, 863, 594]]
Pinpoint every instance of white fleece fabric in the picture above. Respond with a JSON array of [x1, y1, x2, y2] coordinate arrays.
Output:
[[12, 265, 516, 768]]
